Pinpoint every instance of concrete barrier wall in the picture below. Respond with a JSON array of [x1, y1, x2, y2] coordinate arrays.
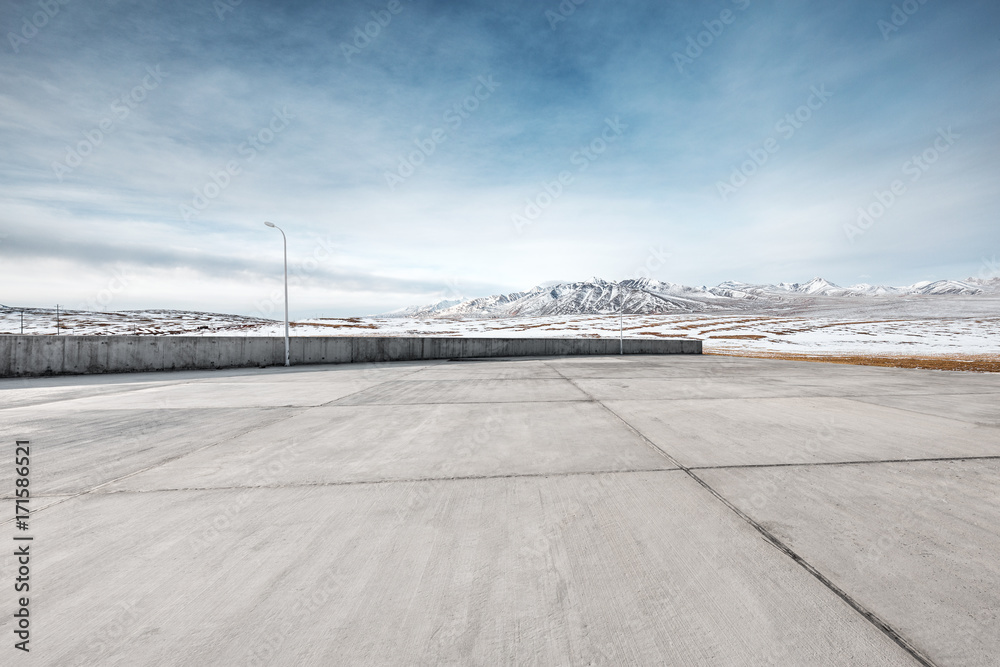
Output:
[[0, 335, 701, 378]]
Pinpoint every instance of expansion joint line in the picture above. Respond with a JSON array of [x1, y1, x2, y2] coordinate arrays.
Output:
[[0, 408, 307, 526], [1, 367, 412, 524], [541, 360, 939, 667]]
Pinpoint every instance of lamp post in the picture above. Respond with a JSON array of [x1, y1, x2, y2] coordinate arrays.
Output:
[[618, 283, 630, 355], [264, 221, 290, 367], [617, 282, 646, 355]]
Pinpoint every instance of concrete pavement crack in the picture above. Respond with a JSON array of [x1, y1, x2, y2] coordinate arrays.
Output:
[[7, 454, 995, 501], [838, 395, 1000, 429], [0, 407, 307, 526], [77, 467, 686, 494], [1, 370, 420, 523], [542, 359, 939, 667], [689, 455, 1000, 471]]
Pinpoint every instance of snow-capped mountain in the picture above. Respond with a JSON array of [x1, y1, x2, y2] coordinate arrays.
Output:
[[380, 299, 463, 318], [384, 277, 990, 318], [907, 279, 986, 295], [709, 277, 984, 298], [427, 278, 732, 318], [967, 276, 1000, 290]]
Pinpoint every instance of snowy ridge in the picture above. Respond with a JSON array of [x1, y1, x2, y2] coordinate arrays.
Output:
[[431, 278, 730, 318], [0, 305, 271, 336], [380, 299, 463, 318], [385, 277, 991, 318]]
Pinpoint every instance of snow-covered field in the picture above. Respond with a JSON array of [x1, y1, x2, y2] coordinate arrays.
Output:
[[4, 276, 998, 361], [3, 302, 998, 359], [295, 313, 1000, 358]]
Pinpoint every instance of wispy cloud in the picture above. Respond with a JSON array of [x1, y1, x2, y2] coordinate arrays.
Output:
[[1, 0, 998, 315]]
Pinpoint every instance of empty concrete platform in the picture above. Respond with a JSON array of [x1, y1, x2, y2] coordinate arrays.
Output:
[[1, 355, 998, 665]]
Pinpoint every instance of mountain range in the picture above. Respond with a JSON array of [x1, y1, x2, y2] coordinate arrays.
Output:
[[382, 277, 1000, 318]]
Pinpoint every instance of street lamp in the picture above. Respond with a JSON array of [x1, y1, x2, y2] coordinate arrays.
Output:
[[617, 281, 646, 355], [618, 283, 630, 355], [264, 221, 290, 367]]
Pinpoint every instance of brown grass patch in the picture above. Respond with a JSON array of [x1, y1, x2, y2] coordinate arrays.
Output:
[[507, 322, 560, 331], [638, 331, 690, 338], [706, 334, 769, 340], [706, 350, 1000, 373], [674, 317, 775, 331], [291, 322, 378, 329]]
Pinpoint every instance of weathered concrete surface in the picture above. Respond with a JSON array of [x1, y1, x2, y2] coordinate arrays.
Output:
[[849, 392, 1000, 426], [700, 460, 1000, 666], [1, 354, 998, 665], [605, 396, 1000, 468], [101, 402, 677, 491], [0, 406, 300, 496], [0, 335, 700, 377]]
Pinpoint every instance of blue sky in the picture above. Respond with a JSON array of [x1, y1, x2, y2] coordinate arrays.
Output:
[[1, 0, 998, 317]]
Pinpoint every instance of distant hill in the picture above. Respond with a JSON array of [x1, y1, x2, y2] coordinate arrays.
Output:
[[381, 276, 997, 318]]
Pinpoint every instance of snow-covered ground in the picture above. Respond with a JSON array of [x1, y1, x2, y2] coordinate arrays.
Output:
[[4, 275, 998, 358], [3, 303, 998, 359]]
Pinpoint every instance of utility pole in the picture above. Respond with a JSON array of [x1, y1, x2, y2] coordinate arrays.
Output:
[[56, 304, 60, 335]]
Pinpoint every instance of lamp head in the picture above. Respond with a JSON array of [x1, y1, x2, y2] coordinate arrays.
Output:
[[264, 221, 275, 228]]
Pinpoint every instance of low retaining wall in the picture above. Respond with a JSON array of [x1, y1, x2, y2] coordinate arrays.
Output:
[[0, 335, 701, 378]]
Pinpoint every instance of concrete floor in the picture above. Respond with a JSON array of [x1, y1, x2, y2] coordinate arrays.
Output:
[[1, 355, 998, 666]]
